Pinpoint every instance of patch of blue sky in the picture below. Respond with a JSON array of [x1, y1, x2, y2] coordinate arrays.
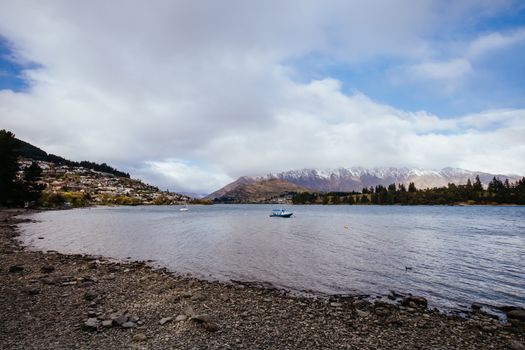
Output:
[[0, 37, 35, 92]]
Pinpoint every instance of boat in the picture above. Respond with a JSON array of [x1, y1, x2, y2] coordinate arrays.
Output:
[[269, 209, 293, 218], [179, 204, 189, 211]]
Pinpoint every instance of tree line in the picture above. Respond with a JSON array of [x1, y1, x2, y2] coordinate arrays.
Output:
[[0, 130, 46, 207], [292, 176, 525, 205]]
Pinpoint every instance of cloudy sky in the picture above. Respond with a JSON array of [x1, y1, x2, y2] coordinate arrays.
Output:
[[1, 0, 525, 194]]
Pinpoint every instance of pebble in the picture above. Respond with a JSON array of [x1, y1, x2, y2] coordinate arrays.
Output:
[[83, 318, 100, 331], [509, 340, 525, 350], [41, 265, 55, 273], [121, 321, 137, 328], [330, 302, 343, 307], [101, 320, 113, 327], [84, 291, 98, 301], [356, 309, 370, 318], [159, 317, 173, 325], [175, 314, 187, 322], [9, 265, 24, 273], [133, 333, 147, 342]]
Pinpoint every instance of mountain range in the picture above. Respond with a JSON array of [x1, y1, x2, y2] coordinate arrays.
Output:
[[206, 167, 522, 202]]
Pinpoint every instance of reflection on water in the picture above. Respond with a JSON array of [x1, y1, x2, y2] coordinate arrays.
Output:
[[19, 205, 525, 311]]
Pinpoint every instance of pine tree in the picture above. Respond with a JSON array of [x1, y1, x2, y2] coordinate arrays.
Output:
[[0, 130, 20, 205], [473, 175, 483, 192]]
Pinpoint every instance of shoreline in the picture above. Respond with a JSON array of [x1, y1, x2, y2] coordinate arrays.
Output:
[[1, 209, 524, 349]]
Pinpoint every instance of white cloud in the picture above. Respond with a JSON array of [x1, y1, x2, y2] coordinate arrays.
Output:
[[408, 58, 472, 81], [0, 1, 524, 194], [468, 28, 525, 57]]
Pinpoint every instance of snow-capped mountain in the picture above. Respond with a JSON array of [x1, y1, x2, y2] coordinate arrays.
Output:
[[264, 167, 521, 192], [206, 167, 522, 199]]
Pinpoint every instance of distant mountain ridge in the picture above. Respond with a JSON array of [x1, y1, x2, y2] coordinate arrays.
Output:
[[207, 167, 522, 201]]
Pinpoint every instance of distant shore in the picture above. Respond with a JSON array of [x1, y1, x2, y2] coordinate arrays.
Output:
[[1, 209, 524, 349]]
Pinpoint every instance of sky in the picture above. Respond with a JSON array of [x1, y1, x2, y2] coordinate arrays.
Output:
[[1, 0, 525, 194]]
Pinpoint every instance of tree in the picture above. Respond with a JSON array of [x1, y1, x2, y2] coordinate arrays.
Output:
[[473, 175, 483, 192], [23, 162, 46, 204], [0, 130, 19, 205], [408, 182, 417, 193]]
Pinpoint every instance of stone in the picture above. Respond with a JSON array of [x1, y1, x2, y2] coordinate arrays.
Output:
[[24, 286, 40, 295], [84, 291, 98, 301], [203, 321, 220, 332], [401, 296, 428, 309], [40, 277, 55, 285], [41, 265, 55, 273], [175, 314, 187, 322], [191, 292, 206, 301], [121, 321, 137, 328], [133, 333, 147, 342], [471, 302, 483, 311], [112, 314, 129, 326], [87, 311, 97, 317], [101, 320, 113, 328], [509, 340, 525, 350], [375, 308, 390, 317], [219, 294, 229, 302], [129, 315, 140, 323], [507, 309, 525, 321], [9, 265, 24, 273], [159, 317, 173, 325], [330, 302, 343, 307], [184, 305, 195, 317], [356, 309, 370, 318], [83, 318, 100, 331], [191, 314, 210, 323]]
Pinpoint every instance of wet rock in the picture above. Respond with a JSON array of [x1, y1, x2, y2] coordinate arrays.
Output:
[[471, 302, 482, 311], [356, 309, 370, 318], [175, 314, 187, 322], [41, 265, 55, 273], [24, 286, 40, 295], [133, 333, 147, 342], [401, 296, 427, 309], [203, 321, 220, 332], [83, 318, 100, 331], [375, 308, 390, 317], [159, 317, 173, 325], [112, 313, 129, 326], [191, 314, 210, 323], [83, 291, 98, 301], [40, 277, 55, 285], [507, 309, 525, 321], [509, 340, 525, 350], [122, 321, 137, 328], [9, 265, 24, 273], [191, 292, 206, 301]]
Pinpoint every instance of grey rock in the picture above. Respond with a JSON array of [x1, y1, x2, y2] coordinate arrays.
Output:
[[184, 305, 195, 317], [330, 302, 343, 307], [375, 308, 390, 317], [191, 314, 210, 323], [9, 265, 24, 273], [41, 265, 55, 273], [507, 309, 525, 321], [83, 318, 100, 331], [401, 296, 428, 309], [133, 333, 147, 342], [121, 321, 137, 328], [159, 317, 173, 325], [356, 309, 370, 318], [191, 292, 206, 301], [84, 291, 98, 301], [24, 286, 40, 295], [203, 321, 220, 332], [40, 277, 55, 285], [112, 314, 129, 326], [129, 315, 140, 323], [101, 320, 113, 327], [175, 314, 187, 322], [87, 311, 97, 317], [509, 340, 525, 350]]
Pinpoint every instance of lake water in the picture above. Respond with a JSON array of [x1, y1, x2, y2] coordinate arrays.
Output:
[[19, 205, 525, 313]]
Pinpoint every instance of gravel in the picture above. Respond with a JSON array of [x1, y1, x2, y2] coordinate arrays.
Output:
[[1, 209, 523, 349]]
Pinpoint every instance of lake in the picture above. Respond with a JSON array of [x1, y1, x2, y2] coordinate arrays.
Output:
[[19, 205, 525, 313]]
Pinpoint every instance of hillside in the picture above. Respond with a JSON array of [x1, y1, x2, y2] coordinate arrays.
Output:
[[207, 178, 311, 203], [12, 136, 190, 206]]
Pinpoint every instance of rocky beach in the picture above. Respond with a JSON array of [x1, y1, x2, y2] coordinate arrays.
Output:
[[1, 209, 524, 350]]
